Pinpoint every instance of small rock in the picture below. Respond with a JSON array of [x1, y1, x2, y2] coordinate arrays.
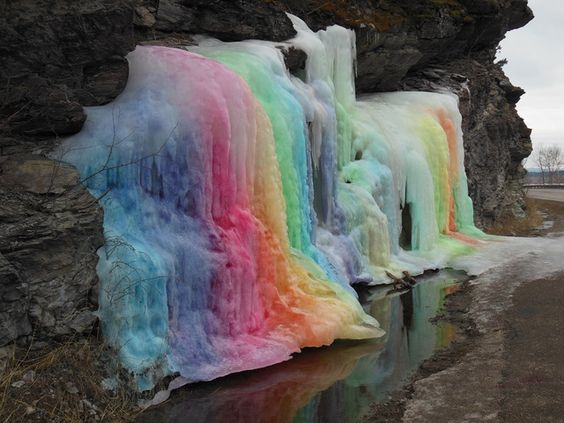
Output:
[[80, 399, 100, 416], [11, 380, 25, 388], [22, 370, 35, 383], [25, 405, 36, 415], [69, 310, 97, 333], [101, 376, 118, 391], [451, 73, 468, 82], [65, 381, 79, 394], [134, 6, 156, 28]]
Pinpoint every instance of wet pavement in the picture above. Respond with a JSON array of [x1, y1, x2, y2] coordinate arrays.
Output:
[[500, 273, 564, 422]]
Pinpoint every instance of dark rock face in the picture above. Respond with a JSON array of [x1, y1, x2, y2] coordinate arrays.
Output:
[[0, 0, 533, 345], [0, 253, 30, 346], [0, 0, 132, 347], [0, 156, 104, 346], [447, 57, 532, 227], [0, 1, 134, 153], [152, 0, 296, 41]]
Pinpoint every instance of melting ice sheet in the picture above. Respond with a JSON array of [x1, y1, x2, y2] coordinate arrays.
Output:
[[57, 16, 486, 387]]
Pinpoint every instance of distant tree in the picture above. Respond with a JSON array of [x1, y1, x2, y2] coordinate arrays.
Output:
[[535, 148, 547, 184], [534, 144, 564, 184]]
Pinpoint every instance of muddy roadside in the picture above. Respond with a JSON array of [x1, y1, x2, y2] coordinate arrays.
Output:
[[363, 196, 564, 422], [526, 195, 564, 236]]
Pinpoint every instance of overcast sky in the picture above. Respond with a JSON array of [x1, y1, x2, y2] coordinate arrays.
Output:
[[499, 0, 564, 166]]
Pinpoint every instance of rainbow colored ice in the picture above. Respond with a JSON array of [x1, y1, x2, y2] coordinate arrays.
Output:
[[59, 16, 483, 387]]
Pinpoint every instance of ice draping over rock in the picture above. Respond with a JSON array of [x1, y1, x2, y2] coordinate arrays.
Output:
[[58, 16, 484, 387]]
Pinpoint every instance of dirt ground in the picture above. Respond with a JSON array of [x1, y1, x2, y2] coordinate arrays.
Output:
[[527, 195, 564, 236], [0, 337, 144, 422]]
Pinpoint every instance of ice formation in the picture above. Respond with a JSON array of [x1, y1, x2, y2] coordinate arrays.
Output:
[[58, 16, 484, 387]]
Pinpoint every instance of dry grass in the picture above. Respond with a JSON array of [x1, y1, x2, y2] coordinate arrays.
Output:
[[0, 337, 144, 422], [486, 193, 564, 237], [487, 197, 544, 236]]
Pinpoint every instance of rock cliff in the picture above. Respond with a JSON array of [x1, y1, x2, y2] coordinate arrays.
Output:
[[0, 0, 532, 346]]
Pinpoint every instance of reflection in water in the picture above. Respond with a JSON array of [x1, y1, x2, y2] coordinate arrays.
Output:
[[138, 271, 464, 423]]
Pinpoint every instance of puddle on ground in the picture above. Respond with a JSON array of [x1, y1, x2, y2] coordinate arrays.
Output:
[[138, 270, 465, 423]]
